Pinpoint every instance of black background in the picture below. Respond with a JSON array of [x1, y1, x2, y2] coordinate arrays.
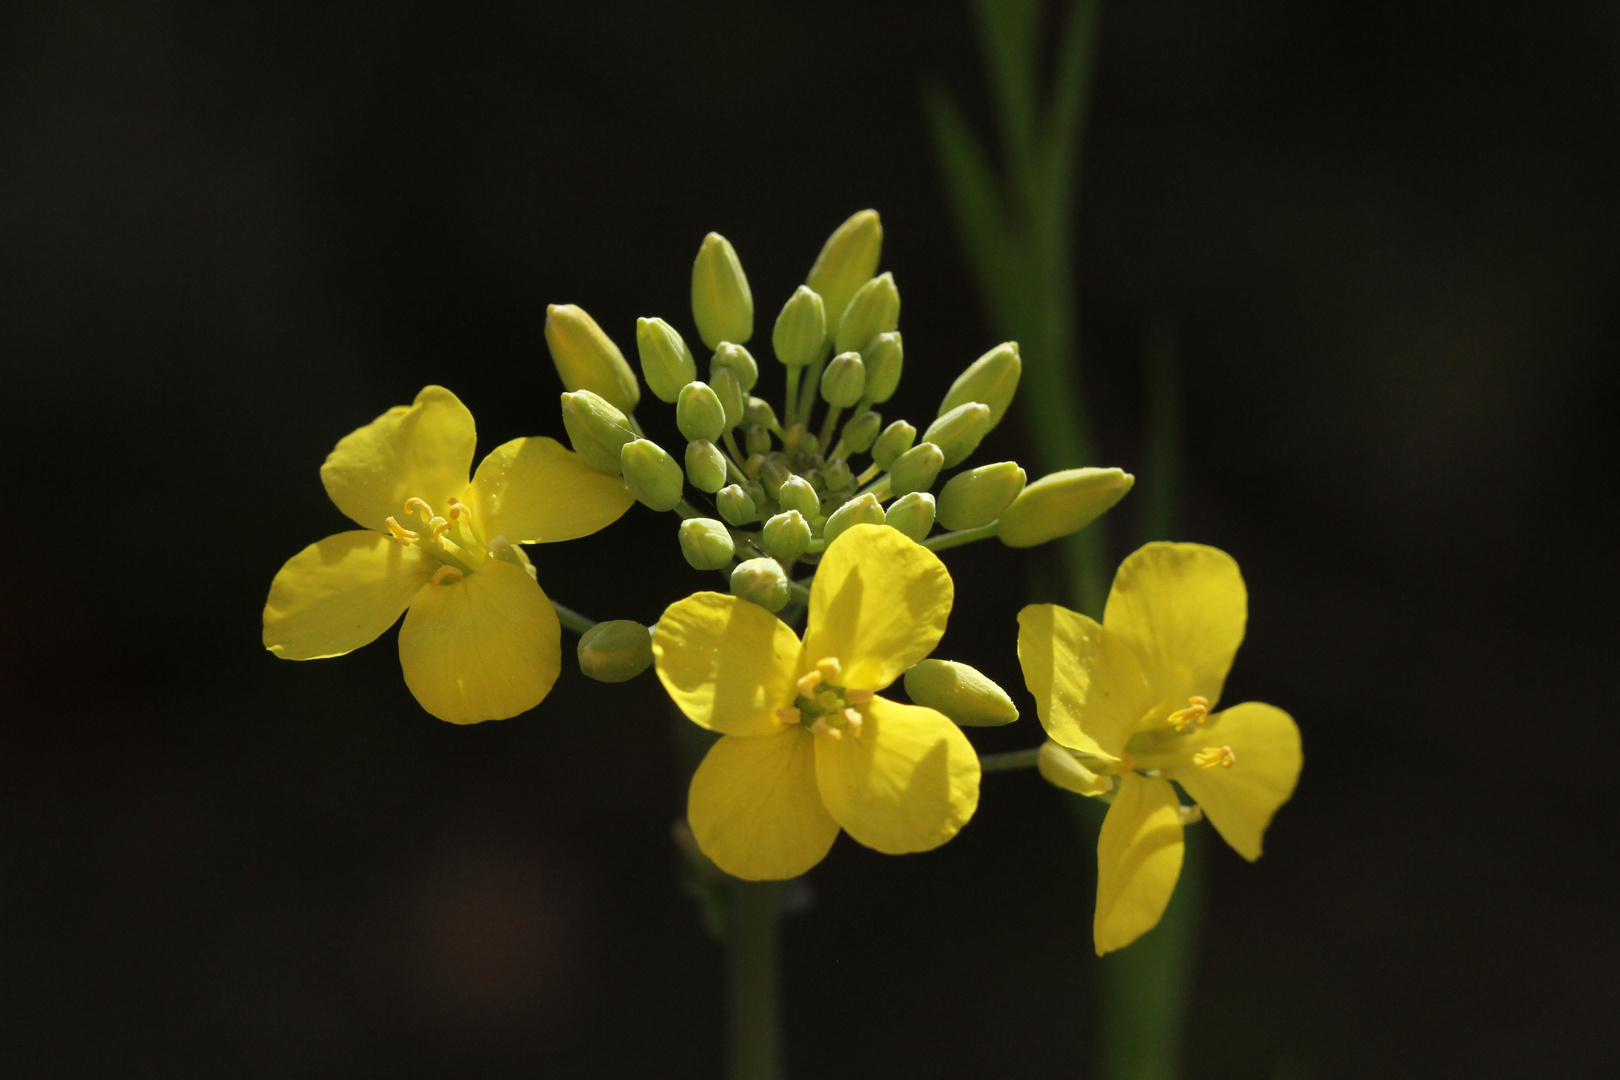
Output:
[[3, 2, 1616, 1076]]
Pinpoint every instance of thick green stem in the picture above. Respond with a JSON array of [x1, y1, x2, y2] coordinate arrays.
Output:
[[979, 746, 1041, 772], [923, 523, 1000, 552], [726, 878, 785, 1080]]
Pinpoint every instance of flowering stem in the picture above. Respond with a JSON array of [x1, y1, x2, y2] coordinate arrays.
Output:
[[979, 746, 1041, 772], [725, 878, 785, 1080], [923, 523, 1000, 552], [550, 600, 597, 636], [785, 366, 801, 429]]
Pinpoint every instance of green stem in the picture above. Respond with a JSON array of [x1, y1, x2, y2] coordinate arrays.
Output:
[[785, 366, 801, 430], [817, 404, 844, 454], [979, 746, 1040, 772], [550, 600, 597, 636], [923, 523, 999, 552], [726, 878, 785, 1080]]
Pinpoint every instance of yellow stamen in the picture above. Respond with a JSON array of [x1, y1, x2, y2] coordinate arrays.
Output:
[[776, 706, 801, 725], [431, 519, 454, 549], [430, 565, 464, 586], [844, 688, 873, 704], [403, 497, 434, 522], [1193, 745, 1236, 770], [842, 708, 863, 738], [796, 670, 822, 699], [447, 499, 472, 522], [384, 516, 419, 544], [815, 657, 842, 681], [1169, 695, 1211, 732], [810, 717, 842, 741]]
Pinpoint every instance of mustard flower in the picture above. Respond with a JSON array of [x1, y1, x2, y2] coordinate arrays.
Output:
[[263, 386, 634, 723], [1018, 542, 1302, 954], [654, 524, 980, 880]]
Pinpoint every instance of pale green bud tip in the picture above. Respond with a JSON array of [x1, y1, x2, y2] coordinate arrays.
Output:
[[840, 408, 882, 454], [716, 483, 758, 526], [730, 557, 791, 613], [776, 475, 820, 520], [772, 285, 827, 368], [871, 419, 917, 471], [620, 438, 686, 512], [577, 620, 654, 683], [936, 461, 1028, 531], [921, 401, 991, 469], [676, 381, 726, 443], [863, 331, 903, 404], [544, 303, 641, 414], [713, 342, 759, 392], [678, 517, 736, 571], [685, 439, 729, 494], [635, 317, 697, 403], [888, 441, 945, 498], [834, 271, 900, 356], [820, 352, 866, 408], [822, 492, 885, 546], [1037, 741, 1112, 796], [997, 467, 1135, 548], [940, 341, 1021, 431], [807, 209, 883, 339], [884, 491, 935, 542], [710, 364, 745, 429], [760, 509, 812, 562], [691, 232, 754, 350], [904, 659, 1019, 727], [744, 396, 779, 432], [561, 389, 636, 475]]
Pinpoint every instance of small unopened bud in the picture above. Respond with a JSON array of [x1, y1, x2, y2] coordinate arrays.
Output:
[[759, 456, 793, 500], [834, 272, 900, 356], [744, 423, 772, 457], [676, 381, 726, 443], [936, 461, 1027, 531], [685, 439, 729, 494], [781, 423, 814, 455], [1037, 741, 1112, 796], [807, 210, 883, 342], [884, 491, 935, 542], [863, 331, 903, 404], [744, 396, 780, 433], [776, 475, 820, 519], [545, 304, 640, 414], [997, 467, 1135, 548], [712, 342, 759, 393], [922, 402, 991, 469], [679, 517, 736, 570], [822, 458, 854, 493], [889, 441, 945, 498], [871, 420, 917, 470], [730, 557, 791, 613], [904, 659, 1019, 726], [760, 509, 811, 562], [822, 492, 885, 546], [839, 409, 882, 454], [710, 364, 744, 430], [561, 389, 636, 475], [635, 317, 697, 403], [577, 620, 654, 683], [716, 483, 758, 526], [743, 480, 768, 512], [620, 438, 685, 512], [691, 232, 753, 349], [772, 285, 827, 368], [939, 341, 1021, 430], [820, 352, 866, 408]]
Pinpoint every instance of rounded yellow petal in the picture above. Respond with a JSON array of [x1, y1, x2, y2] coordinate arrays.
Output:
[[688, 728, 839, 880], [397, 558, 560, 724], [1016, 603, 1153, 760], [1095, 773, 1185, 956], [1103, 542, 1246, 716], [653, 592, 803, 736], [802, 523, 953, 691], [812, 696, 980, 855], [1166, 701, 1301, 861], [263, 531, 433, 660], [320, 385, 477, 533], [466, 436, 634, 544]]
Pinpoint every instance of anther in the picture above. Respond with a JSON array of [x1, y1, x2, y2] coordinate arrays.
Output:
[[796, 670, 822, 699], [842, 708, 863, 738], [810, 717, 842, 741], [432, 519, 454, 549], [1193, 745, 1236, 770], [815, 657, 843, 681], [403, 497, 434, 522], [777, 706, 802, 725], [1169, 695, 1211, 732], [844, 688, 874, 704], [430, 565, 464, 586], [384, 516, 420, 544], [447, 499, 472, 522]]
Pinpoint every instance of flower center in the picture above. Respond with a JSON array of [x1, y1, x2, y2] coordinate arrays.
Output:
[[776, 656, 872, 740], [1125, 696, 1238, 774], [383, 497, 506, 581]]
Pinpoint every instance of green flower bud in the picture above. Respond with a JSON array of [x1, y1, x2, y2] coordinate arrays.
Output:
[[691, 232, 753, 349], [903, 658, 1019, 727], [730, 557, 791, 613], [716, 483, 757, 526], [806, 209, 883, 341], [685, 439, 729, 494], [743, 480, 768, 512], [781, 423, 814, 455], [863, 331, 903, 404], [884, 491, 935, 542], [840, 408, 882, 454], [744, 423, 772, 457], [710, 364, 744, 430], [921, 402, 991, 469], [577, 620, 654, 683], [772, 285, 827, 368], [822, 491, 885, 546], [834, 271, 900, 355], [822, 458, 854, 493], [679, 517, 736, 570], [888, 441, 945, 498], [742, 453, 765, 480], [759, 455, 792, 500], [635, 317, 697, 404], [772, 474, 816, 519], [936, 461, 1028, 531], [545, 303, 640, 414], [744, 395, 780, 433], [620, 438, 685, 512], [820, 351, 866, 408], [760, 509, 811, 562], [997, 467, 1135, 548], [940, 341, 1021, 431], [712, 342, 759, 393], [675, 381, 726, 443], [1037, 741, 1112, 796], [871, 419, 917, 470], [561, 389, 636, 475]]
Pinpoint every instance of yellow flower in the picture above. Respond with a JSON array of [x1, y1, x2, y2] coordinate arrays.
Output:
[[1018, 542, 1302, 954], [653, 523, 981, 880], [263, 386, 634, 723]]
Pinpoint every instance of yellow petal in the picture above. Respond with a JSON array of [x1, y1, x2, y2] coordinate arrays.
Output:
[[688, 728, 839, 880], [1104, 542, 1246, 716], [320, 385, 477, 532], [466, 436, 634, 544], [802, 523, 953, 691], [1166, 701, 1301, 861], [263, 531, 433, 659], [397, 558, 560, 724], [1094, 773, 1185, 956], [652, 592, 802, 736], [1017, 603, 1153, 760], [813, 695, 980, 855]]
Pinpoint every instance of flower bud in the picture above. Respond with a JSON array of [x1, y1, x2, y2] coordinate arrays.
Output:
[[577, 620, 654, 683], [744, 395, 780, 433], [635, 317, 697, 404], [691, 232, 753, 349], [730, 557, 791, 613], [620, 438, 685, 512], [744, 423, 772, 457], [716, 483, 758, 526], [545, 303, 640, 414], [936, 461, 1027, 531], [884, 491, 935, 542], [760, 509, 811, 562], [839, 409, 882, 455], [871, 419, 916, 470], [940, 341, 1020, 431], [772, 285, 827, 368], [834, 272, 900, 356], [781, 423, 814, 455], [888, 441, 945, 498], [921, 402, 991, 469], [743, 480, 768, 511], [685, 439, 729, 494], [561, 389, 636, 475], [679, 517, 736, 570], [807, 209, 883, 341], [776, 475, 820, 519], [997, 467, 1135, 548], [820, 351, 866, 408], [821, 492, 885, 546], [1037, 741, 1112, 796], [710, 364, 744, 431], [903, 658, 1019, 726], [676, 381, 726, 443], [822, 458, 854, 493], [863, 331, 903, 404], [712, 341, 759, 393]]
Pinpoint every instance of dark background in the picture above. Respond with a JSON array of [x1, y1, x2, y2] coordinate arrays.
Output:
[[3, 1, 1615, 1076]]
